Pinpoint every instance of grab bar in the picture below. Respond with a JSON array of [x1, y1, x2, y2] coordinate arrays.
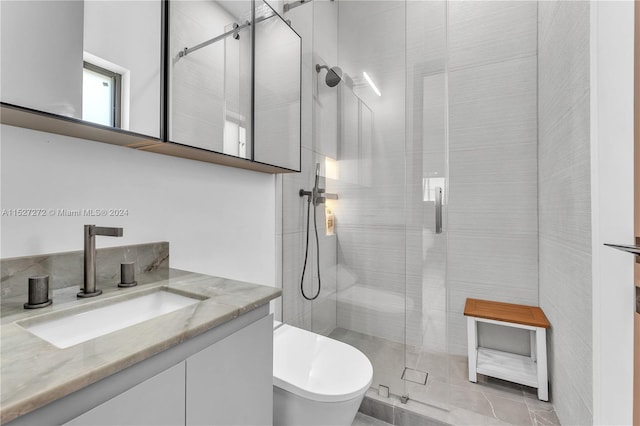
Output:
[[435, 187, 443, 234]]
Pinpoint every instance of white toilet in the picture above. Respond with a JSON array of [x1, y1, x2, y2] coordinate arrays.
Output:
[[273, 322, 373, 426]]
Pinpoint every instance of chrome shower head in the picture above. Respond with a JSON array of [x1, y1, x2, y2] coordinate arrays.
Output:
[[316, 64, 342, 88]]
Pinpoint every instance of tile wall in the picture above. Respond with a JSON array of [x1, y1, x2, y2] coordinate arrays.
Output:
[[538, 1, 592, 424], [278, 0, 339, 336], [444, 1, 539, 355]]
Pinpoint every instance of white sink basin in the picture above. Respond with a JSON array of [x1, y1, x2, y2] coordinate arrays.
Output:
[[21, 289, 201, 348]]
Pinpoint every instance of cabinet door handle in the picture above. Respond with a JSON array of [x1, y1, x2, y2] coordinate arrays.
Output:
[[435, 187, 443, 234]]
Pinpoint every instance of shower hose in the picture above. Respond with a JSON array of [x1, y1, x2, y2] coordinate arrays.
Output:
[[300, 194, 321, 300]]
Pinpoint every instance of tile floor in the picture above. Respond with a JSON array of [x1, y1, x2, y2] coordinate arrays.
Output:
[[352, 413, 393, 426], [332, 328, 561, 426]]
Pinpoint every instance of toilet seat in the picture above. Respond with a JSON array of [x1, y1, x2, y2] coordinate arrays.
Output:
[[273, 323, 373, 403]]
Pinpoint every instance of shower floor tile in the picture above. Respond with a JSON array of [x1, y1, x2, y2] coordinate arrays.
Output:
[[352, 412, 393, 426], [331, 328, 561, 426]]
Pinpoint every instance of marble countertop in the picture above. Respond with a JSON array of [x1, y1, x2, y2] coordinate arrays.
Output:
[[0, 269, 281, 424]]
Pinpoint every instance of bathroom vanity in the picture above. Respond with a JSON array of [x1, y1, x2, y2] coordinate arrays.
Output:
[[0, 246, 280, 426]]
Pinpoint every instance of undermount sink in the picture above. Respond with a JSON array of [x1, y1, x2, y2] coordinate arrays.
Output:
[[20, 289, 201, 349]]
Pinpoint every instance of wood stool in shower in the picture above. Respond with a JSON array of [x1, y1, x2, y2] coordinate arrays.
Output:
[[464, 298, 551, 401]]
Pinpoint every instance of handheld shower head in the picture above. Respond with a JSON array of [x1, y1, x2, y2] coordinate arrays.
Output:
[[316, 64, 342, 88]]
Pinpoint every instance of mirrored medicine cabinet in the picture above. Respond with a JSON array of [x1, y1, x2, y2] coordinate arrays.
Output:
[[0, 0, 301, 174]]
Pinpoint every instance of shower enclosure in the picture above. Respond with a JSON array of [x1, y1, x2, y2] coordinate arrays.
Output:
[[277, 0, 449, 408], [278, 0, 540, 415]]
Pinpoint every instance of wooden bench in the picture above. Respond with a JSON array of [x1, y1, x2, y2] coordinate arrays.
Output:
[[464, 298, 551, 401]]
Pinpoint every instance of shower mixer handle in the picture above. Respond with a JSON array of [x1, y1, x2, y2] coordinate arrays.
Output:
[[299, 188, 324, 205], [299, 163, 337, 204], [299, 163, 322, 203], [317, 188, 338, 199]]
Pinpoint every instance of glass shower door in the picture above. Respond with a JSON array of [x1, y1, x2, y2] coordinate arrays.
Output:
[[328, 0, 410, 402], [403, 0, 449, 409], [332, 82, 408, 401]]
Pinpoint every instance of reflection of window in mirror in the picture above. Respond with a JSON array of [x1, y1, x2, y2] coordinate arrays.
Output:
[[82, 61, 121, 128], [223, 117, 247, 157]]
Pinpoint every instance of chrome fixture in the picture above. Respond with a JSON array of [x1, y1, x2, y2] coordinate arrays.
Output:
[[379, 385, 389, 398], [283, 0, 334, 13], [178, 7, 285, 60], [316, 64, 342, 88], [299, 164, 322, 300], [299, 163, 321, 205], [299, 163, 339, 206], [118, 262, 137, 288], [283, 0, 309, 13], [80, 225, 123, 298], [178, 21, 249, 58], [298, 163, 337, 301], [24, 275, 52, 309], [435, 187, 443, 234]]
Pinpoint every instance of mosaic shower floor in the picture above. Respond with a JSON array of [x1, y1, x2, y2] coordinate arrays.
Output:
[[331, 328, 561, 426]]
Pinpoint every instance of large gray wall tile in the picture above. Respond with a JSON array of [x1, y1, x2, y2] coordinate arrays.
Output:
[[448, 1, 537, 70], [447, 232, 538, 290], [442, 3, 539, 356], [448, 56, 538, 151], [538, 1, 592, 424], [538, 1, 590, 131]]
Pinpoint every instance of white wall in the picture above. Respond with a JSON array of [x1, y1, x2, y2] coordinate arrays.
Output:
[[0, 1, 84, 118], [590, 1, 635, 424], [0, 125, 276, 287]]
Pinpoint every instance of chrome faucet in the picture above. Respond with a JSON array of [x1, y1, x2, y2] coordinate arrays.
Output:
[[79, 225, 123, 298]]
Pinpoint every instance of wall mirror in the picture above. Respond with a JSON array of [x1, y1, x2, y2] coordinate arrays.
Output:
[[1, 0, 301, 173], [1, 0, 162, 138], [253, 1, 302, 170], [168, 0, 301, 171], [169, 0, 253, 158]]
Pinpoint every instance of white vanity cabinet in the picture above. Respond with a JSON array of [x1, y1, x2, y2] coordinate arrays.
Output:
[[63, 362, 186, 426], [6, 306, 273, 426], [64, 314, 273, 426], [186, 314, 273, 425]]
